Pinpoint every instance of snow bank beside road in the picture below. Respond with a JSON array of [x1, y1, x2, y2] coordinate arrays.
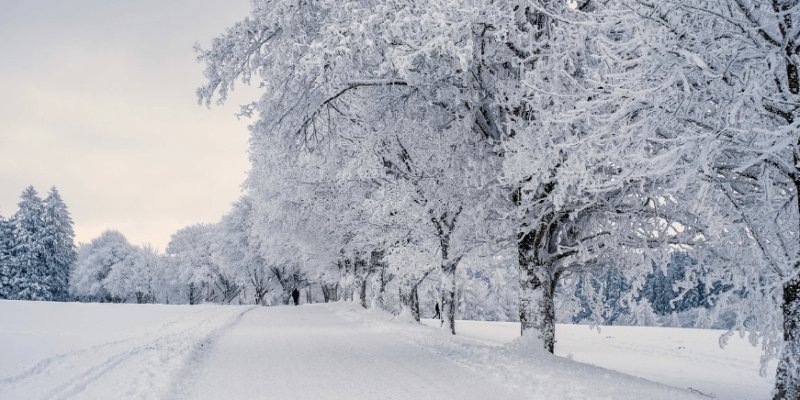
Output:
[[330, 302, 708, 400], [419, 319, 774, 400]]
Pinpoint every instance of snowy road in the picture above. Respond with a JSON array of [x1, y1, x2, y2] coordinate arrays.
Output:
[[178, 305, 528, 400]]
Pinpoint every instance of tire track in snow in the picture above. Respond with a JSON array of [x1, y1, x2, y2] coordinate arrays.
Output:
[[0, 306, 254, 400], [0, 307, 214, 389]]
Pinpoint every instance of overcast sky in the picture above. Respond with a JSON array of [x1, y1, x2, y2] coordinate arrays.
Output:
[[0, 0, 261, 251]]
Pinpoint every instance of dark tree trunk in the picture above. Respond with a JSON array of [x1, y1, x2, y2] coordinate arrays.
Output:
[[321, 284, 330, 303], [359, 274, 369, 309], [253, 287, 266, 305], [786, 52, 798, 95], [282, 285, 293, 305], [399, 284, 421, 321], [134, 291, 151, 304], [188, 282, 197, 305], [774, 275, 800, 400], [215, 274, 241, 304], [250, 269, 270, 305], [377, 274, 387, 309], [410, 284, 420, 321], [321, 283, 338, 303], [518, 224, 557, 353], [518, 260, 557, 353], [441, 259, 457, 334], [204, 282, 218, 303], [375, 258, 393, 310], [430, 210, 462, 335], [353, 257, 368, 307], [774, 176, 800, 398]]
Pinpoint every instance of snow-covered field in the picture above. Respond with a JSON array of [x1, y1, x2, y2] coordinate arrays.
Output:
[[0, 300, 775, 400], [419, 319, 775, 400], [0, 301, 253, 399]]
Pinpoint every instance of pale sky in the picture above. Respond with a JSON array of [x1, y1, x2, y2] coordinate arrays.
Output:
[[0, 0, 261, 251]]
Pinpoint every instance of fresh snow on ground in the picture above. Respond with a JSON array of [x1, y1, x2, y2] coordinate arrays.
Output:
[[0, 301, 253, 400], [178, 304, 529, 400], [0, 300, 774, 399], [419, 319, 775, 400]]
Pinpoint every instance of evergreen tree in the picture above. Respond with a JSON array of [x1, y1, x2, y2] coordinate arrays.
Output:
[[626, 299, 660, 327], [572, 271, 631, 325], [0, 212, 15, 299], [42, 187, 76, 301], [11, 186, 49, 301], [639, 253, 732, 316]]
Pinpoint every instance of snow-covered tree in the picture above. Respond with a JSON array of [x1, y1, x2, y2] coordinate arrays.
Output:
[[196, 0, 511, 334], [167, 223, 241, 304], [568, 0, 800, 394], [192, 5, 798, 394], [244, 143, 352, 304], [215, 196, 275, 304], [10, 186, 50, 301], [105, 244, 162, 304], [41, 187, 76, 301], [0, 186, 76, 302], [150, 253, 188, 304], [70, 230, 135, 302], [0, 212, 14, 299]]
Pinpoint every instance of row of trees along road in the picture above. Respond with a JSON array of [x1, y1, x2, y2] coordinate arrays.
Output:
[[0, 186, 75, 302], [192, 0, 800, 396]]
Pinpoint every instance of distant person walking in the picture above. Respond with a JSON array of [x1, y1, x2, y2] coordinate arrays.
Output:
[[291, 289, 300, 306], [433, 302, 440, 319]]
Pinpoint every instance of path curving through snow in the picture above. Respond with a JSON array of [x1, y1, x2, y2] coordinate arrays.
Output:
[[178, 304, 529, 400], [178, 304, 708, 400]]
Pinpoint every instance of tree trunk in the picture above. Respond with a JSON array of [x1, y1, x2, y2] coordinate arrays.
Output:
[[774, 275, 800, 400], [253, 285, 267, 305], [399, 284, 421, 321], [321, 284, 329, 303], [135, 291, 150, 304], [410, 284, 420, 322], [188, 282, 197, 305], [369, 250, 387, 309], [354, 258, 367, 307], [441, 259, 457, 335], [330, 283, 339, 302], [377, 274, 387, 309], [518, 229, 557, 353], [399, 287, 409, 314], [339, 259, 355, 301], [431, 211, 461, 335], [204, 282, 217, 303], [359, 274, 369, 309], [282, 285, 293, 305]]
